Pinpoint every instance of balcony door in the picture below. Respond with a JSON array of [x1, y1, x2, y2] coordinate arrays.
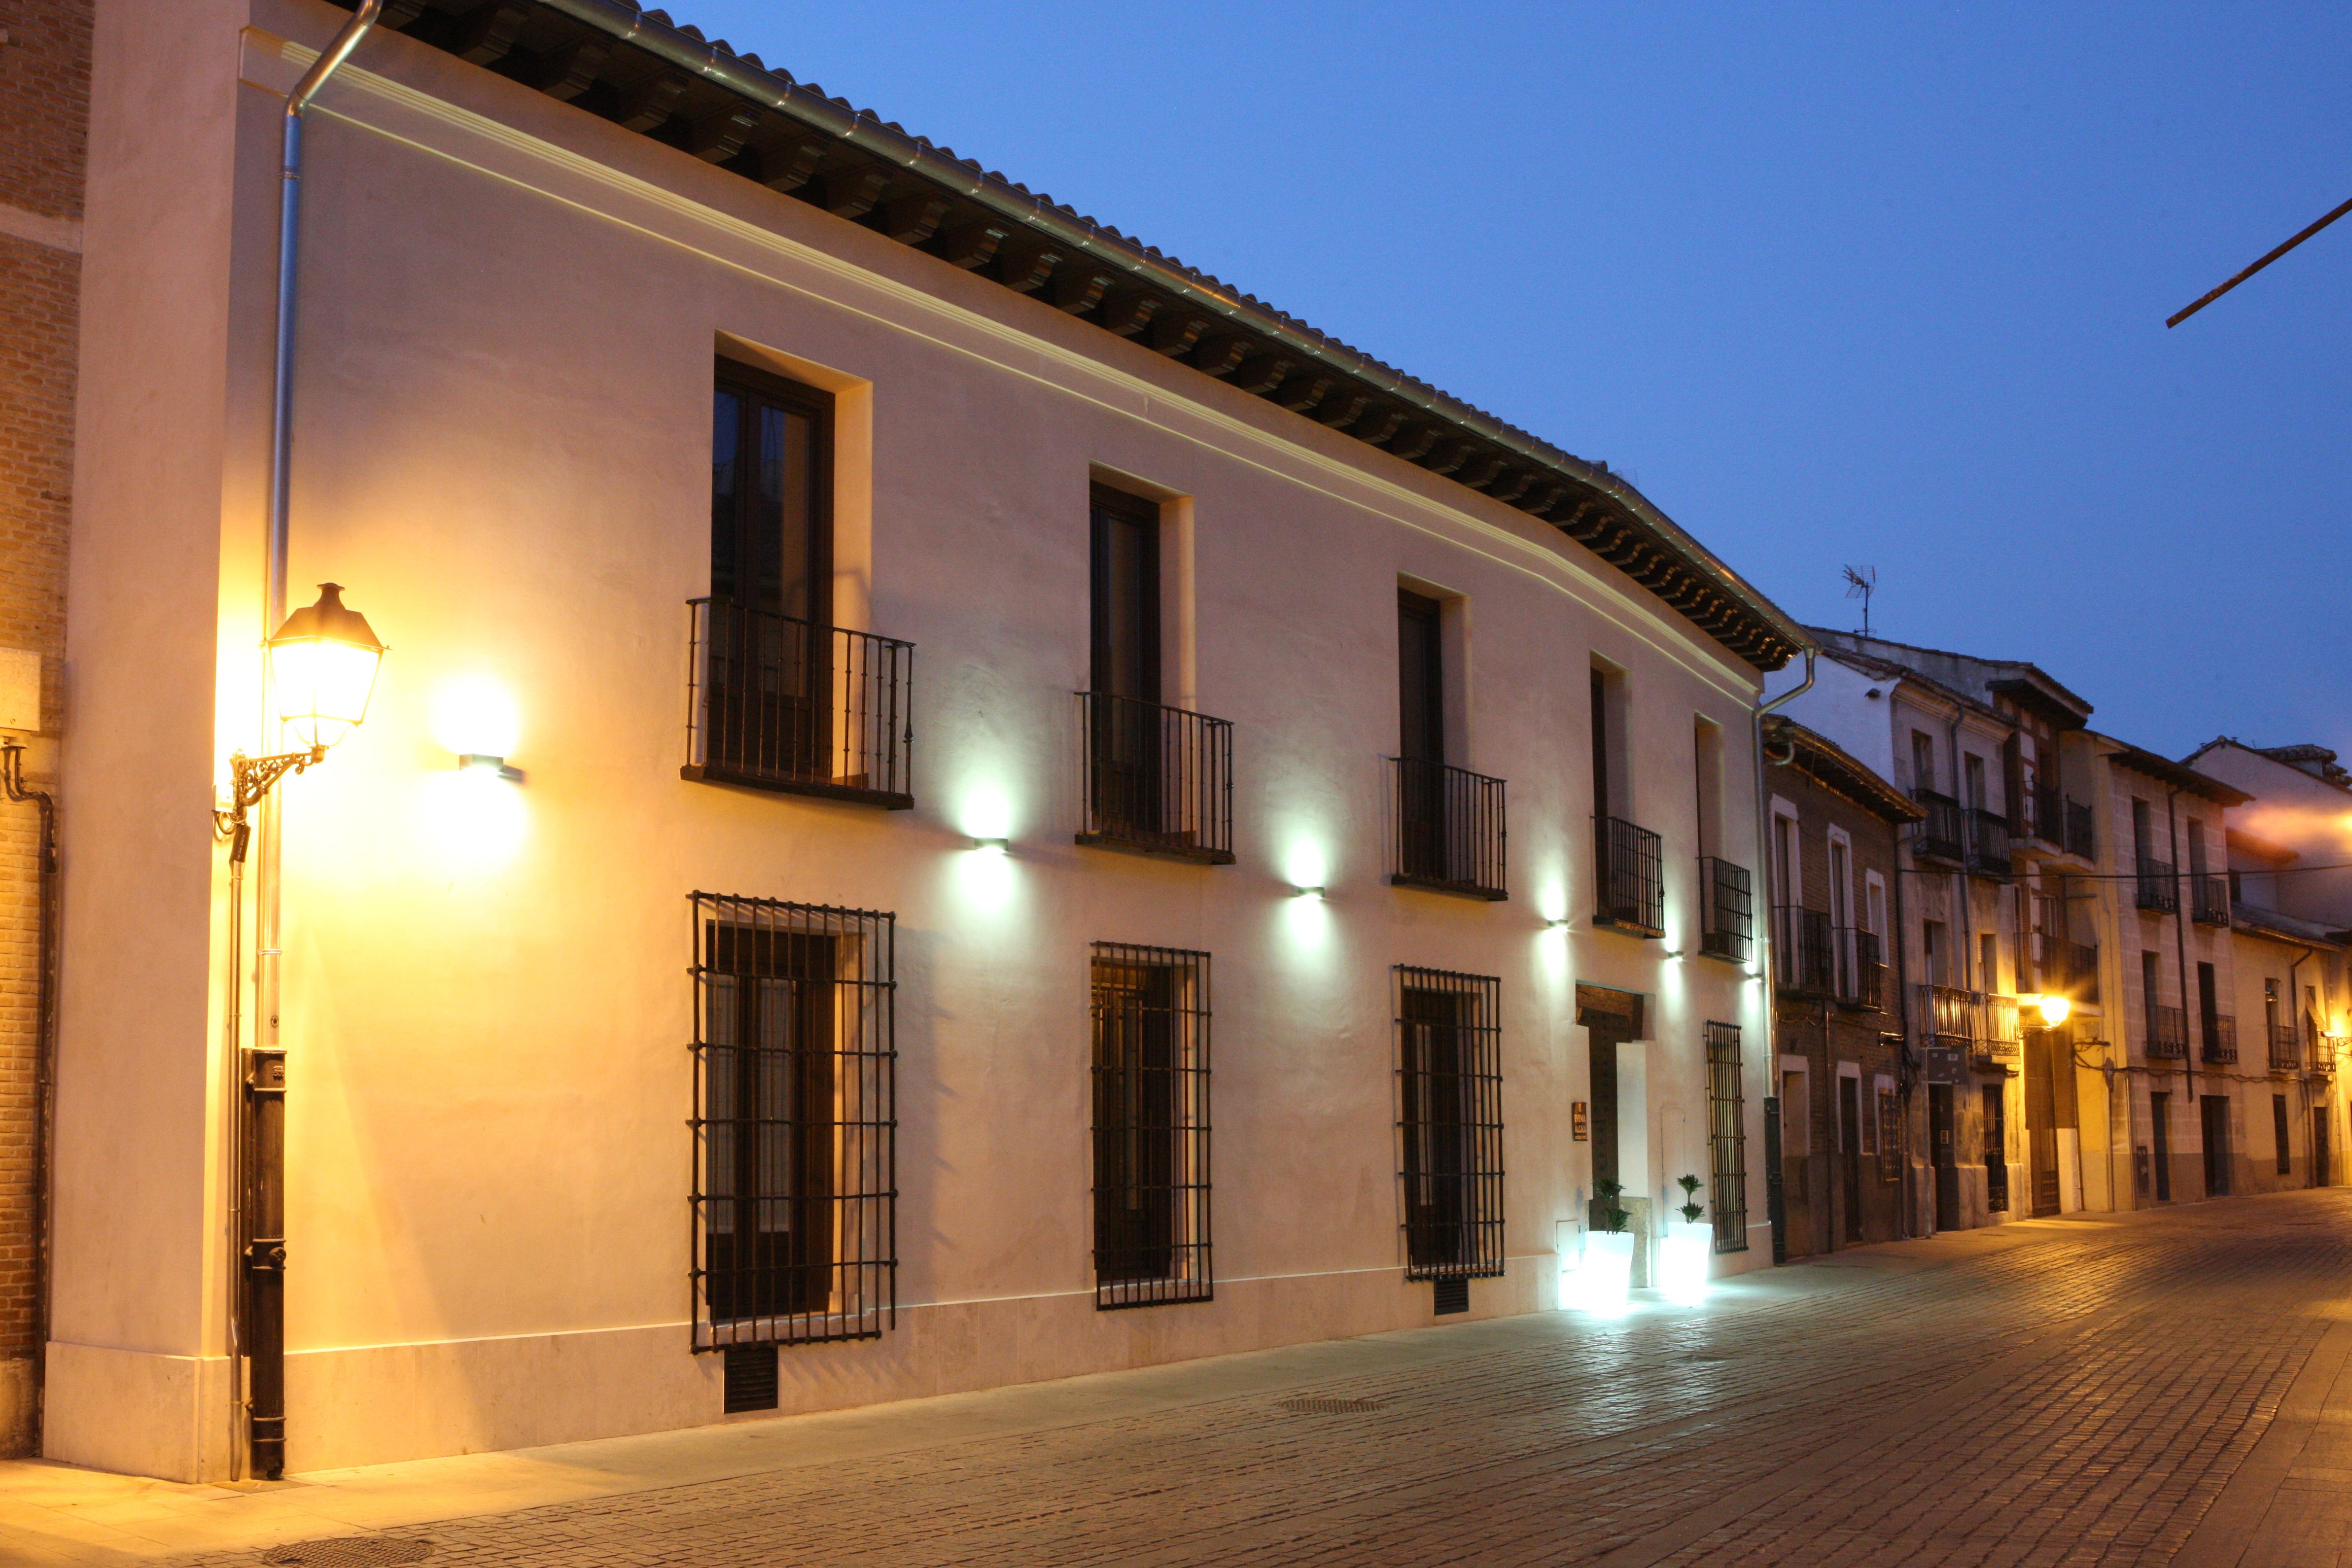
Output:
[[1090, 486, 1163, 836], [1398, 591, 1447, 881], [711, 365, 834, 781]]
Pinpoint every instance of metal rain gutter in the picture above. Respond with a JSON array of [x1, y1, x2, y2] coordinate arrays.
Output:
[[532, 0, 1808, 665]]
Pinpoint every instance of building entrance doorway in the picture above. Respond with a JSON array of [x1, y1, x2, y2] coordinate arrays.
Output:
[[2024, 1030, 2062, 1217], [1929, 1084, 1958, 1231], [2151, 1090, 2172, 1201], [2201, 1094, 2232, 1197], [1838, 1075, 1863, 1243], [1577, 986, 1644, 1226]]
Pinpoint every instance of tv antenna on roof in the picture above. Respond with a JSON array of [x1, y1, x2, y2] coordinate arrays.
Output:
[[2168, 193, 2352, 327], [1843, 565, 1877, 637]]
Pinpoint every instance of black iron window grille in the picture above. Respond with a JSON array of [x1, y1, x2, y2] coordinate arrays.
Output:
[[1697, 857, 1753, 963], [1388, 758, 1508, 900], [1773, 905, 1833, 994], [2201, 1011, 2238, 1065], [2145, 1002, 2188, 1060], [2136, 858, 2178, 913], [1091, 944, 1213, 1308], [1595, 817, 1664, 935], [691, 894, 896, 1350], [1394, 967, 1505, 1280], [2271, 1021, 2304, 1073], [687, 599, 914, 809], [2190, 873, 2232, 927], [1913, 790, 1965, 864], [2062, 799, 2094, 860], [1076, 693, 1234, 864], [1967, 809, 2013, 879], [1706, 1022, 1747, 1253]]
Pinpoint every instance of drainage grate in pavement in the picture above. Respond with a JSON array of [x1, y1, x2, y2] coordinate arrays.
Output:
[[261, 1539, 434, 1567], [1278, 1395, 1384, 1415]]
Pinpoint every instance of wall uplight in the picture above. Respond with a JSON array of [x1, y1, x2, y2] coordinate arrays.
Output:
[[972, 835, 1011, 853]]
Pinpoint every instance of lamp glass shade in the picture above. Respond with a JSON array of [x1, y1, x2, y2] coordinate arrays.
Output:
[[2036, 994, 2072, 1027], [268, 583, 385, 750]]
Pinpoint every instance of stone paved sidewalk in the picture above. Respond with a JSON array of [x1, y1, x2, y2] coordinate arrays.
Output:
[[11, 1190, 2352, 1566]]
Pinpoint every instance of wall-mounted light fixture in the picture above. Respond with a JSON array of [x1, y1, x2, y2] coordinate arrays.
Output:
[[971, 835, 1011, 853], [217, 583, 387, 860], [2030, 993, 2071, 1027], [1291, 883, 1326, 899], [459, 753, 524, 783]]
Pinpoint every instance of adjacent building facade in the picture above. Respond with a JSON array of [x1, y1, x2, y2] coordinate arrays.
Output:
[[46, 0, 1807, 1481], [0, 0, 91, 1456], [1759, 718, 1918, 1258]]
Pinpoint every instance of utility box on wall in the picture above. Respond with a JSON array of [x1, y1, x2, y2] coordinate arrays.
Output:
[[0, 650, 40, 734]]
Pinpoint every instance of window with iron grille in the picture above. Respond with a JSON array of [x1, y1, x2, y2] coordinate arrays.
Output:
[[1706, 1022, 1748, 1252], [1091, 944, 1213, 1308], [692, 894, 896, 1349], [1394, 967, 1505, 1280]]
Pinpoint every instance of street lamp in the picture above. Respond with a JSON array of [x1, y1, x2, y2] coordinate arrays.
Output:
[[218, 583, 386, 854]]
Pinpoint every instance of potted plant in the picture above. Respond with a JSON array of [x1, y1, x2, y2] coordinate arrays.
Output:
[[1579, 1178, 1637, 1309], [1660, 1174, 1714, 1303]]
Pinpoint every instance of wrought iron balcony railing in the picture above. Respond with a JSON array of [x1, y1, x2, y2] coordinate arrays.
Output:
[[1968, 809, 2014, 879], [1774, 906, 1833, 993], [1076, 692, 1234, 864], [1595, 817, 1664, 934], [2190, 873, 2231, 927], [1921, 983, 1975, 1048], [1697, 857, 1753, 963], [2144, 1003, 2187, 1060], [2136, 859, 2178, 913], [1914, 790, 1965, 865], [2062, 798, 2095, 860], [686, 598, 914, 809], [1389, 757, 1507, 900], [1834, 927, 1885, 1011], [2201, 1012, 2238, 1065], [2270, 1022, 2304, 1073]]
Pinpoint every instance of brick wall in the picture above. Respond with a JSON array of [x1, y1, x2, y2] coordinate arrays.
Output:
[[0, 0, 91, 1454]]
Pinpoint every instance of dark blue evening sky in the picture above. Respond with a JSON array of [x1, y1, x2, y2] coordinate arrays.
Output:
[[679, 0, 2351, 758]]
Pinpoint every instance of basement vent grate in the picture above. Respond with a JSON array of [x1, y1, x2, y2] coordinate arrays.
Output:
[[261, 1539, 434, 1567], [1433, 1276, 1471, 1315], [1279, 1395, 1385, 1415], [724, 1341, 780, 1413]]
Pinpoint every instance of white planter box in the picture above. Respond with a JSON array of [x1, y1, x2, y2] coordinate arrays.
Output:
[[1575, 1229, 1637, 1312], [1659, 1218, 1714, 1304]]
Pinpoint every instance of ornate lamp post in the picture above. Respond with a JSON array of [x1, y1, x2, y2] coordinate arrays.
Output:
[[216, 582, 384, 1480]]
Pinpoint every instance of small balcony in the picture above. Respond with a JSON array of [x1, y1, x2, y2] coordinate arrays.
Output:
[[1774, 906, 1833, 994], [2190, 874, 2231, 927], [1834, 927, 1885, 1011], [1968, 809, 2014, 880], [2061, 799, 2094, 860], [2270, 1022, 2304, 1073], [1076, 693, 1234, 864], [1594, 817, 1664, 935], [2144, 1003, 2187, 1060], [1914, 790, 1966, 865], [685, 598, 915, 809], [1389, 757, 1507, 900], [2201, 1012, 2238, 1066], [1977, 993, 2023, 1066], [2136, 859, 2178, 914], [1696, 857, 1753, 964]]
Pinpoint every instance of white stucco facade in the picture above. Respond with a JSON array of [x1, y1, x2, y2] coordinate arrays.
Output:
[[51, 1, 1797, 1479]]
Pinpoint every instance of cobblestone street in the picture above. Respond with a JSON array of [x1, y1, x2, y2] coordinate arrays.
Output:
[[13, 1191, 2352, 1566]]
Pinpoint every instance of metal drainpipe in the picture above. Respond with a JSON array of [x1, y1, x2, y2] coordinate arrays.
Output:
[[1753, 651, 1815, 1261], [0, 744, 56, 1451], [240, 0, 383, 1485], [1891, 832, 1916, 1236]]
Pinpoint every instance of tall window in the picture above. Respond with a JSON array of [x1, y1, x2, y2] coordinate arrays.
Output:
[[706, 366, 835, 780], [1086, 487, 1171, 844], [1397, 591, 1448, 881], [2132, 798, 2154, 865], [1923, 919, 1946, 987], [1707, 1022, 1748, 1252], [1911, 731, 1936, 794], [1963, 752, 1986, 812], [1090, 944, 1211, 1308], [692, 894, 895, 1350], [1693, 717, 1724, 860], [1395, 967, 1504, 1280]]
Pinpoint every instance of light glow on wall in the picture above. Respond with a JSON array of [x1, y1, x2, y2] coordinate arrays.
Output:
[[429, 674, 522, 760], [418, 765, 528, 871], [952, 782, 1020, 911]]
